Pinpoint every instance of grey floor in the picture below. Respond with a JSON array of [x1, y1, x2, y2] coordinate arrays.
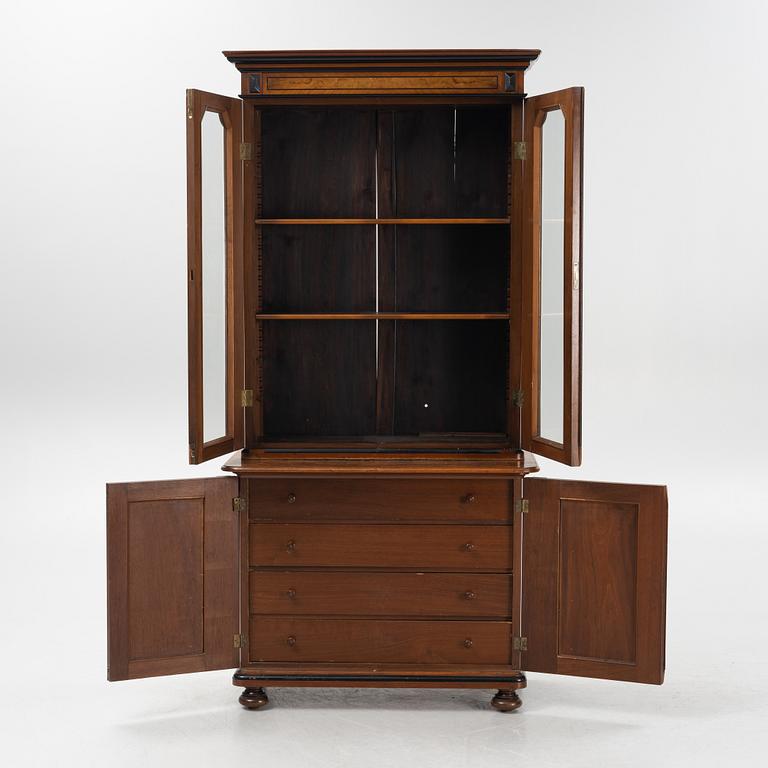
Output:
[[2, 655, 765, 767]]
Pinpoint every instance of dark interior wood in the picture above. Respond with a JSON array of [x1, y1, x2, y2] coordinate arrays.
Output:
[[393, 320, 508, 435], [255, 104, 512, 446], [262, 320, 376, 436], [261, 225, 375, 312], [261, 108, 376, 217]]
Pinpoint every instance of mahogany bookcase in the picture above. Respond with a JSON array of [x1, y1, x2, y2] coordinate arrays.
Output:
[[106, 49, 667, 712]]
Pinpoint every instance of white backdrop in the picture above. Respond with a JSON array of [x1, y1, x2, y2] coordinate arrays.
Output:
[[1, 1, 766, 766]]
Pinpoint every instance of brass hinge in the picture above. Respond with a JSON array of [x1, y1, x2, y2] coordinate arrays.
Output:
[[233, 633, 247, 649], [513, 141, 527, 161], [514, 499, 529, 514], [512, 636, 528, 652], [240, 142, 253, 161], [233, 497, 246, 513], [241, 389, 254, 407], [189, 447, 197, 462]]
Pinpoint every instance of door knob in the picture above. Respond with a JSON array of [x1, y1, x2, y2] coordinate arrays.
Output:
[[286, 540, 296, 552], [462, 542, 475, 552]]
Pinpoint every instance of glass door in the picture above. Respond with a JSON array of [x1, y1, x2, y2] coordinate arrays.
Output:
[[186, 89, 244, 463], [522, 88, 584, 466]]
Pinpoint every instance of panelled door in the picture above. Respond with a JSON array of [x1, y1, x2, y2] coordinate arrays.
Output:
[[187, 89, 245, 464], [521, 478, 667, 684], [107, 477, 241, 681], [521, 87, 584, 466]]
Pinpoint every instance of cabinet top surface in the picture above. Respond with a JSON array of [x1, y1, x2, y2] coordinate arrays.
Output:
[[223, 48, 541, 68], [222, 450, 540, 478]]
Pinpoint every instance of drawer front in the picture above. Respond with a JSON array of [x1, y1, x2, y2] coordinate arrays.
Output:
[[250, 572, 511, 617], [247, 70, 519, 96], [249, 618, 512, 664], [250, 523, 512, 570], [248, 479, 511, 522]]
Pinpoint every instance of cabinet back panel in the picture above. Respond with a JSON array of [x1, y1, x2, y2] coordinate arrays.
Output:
[[262, 225, 375, 312], [261, 108, 376, 217], [394, 225, 509, 312], [393, 107, 509, 217], [394, 320, 508, 435], [262, 320, 376, 436]]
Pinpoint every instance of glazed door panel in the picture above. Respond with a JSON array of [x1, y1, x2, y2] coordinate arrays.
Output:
[[521, 478, 667, 683], [107, 477, 240, 680], [522, 87, 583, 465], [187, 89, 245, 463]]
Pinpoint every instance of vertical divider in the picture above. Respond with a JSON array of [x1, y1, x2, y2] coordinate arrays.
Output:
[[376, 110, 397, 434]]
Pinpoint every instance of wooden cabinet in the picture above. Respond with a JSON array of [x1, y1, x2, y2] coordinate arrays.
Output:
[[106, 49, 668, 712]]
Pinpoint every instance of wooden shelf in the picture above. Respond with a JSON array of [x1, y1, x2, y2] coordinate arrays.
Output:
[[254, 218, 510, 225], [255, 313, 510, 320]]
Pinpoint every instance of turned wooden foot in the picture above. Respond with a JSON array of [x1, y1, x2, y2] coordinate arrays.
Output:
[[239, 687, 269, 710], [491, 689, 522, 712]]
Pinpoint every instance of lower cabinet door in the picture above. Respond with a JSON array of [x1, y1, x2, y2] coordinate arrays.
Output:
[[107, 477, 240, 681], [249, 618, 512, 664], [522, 478, 668, 684]]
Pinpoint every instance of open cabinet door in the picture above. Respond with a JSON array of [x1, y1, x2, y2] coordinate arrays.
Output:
[[187, 89, 245, 464], [107, 477, 240, 680], [522, 88, 583, 465], [521, 478, 667, 683]]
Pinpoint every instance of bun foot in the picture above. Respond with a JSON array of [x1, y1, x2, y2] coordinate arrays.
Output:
[[491, 689, 522, 712], [239, 687, 269, 710]]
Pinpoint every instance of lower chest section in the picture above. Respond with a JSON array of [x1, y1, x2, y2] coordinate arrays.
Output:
[[244, 478, 519, 667]]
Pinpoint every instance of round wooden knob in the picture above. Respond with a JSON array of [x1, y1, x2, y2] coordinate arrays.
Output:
[[286, 540, 296, 552], [286, 588, 297, 599], [287, 493, 297, 504], [463, 493, 476, 504], [463, 638, 473, 649], [462, 542, 475, 552], [287, 635, 296, 647], [463, 591, 477, 600]]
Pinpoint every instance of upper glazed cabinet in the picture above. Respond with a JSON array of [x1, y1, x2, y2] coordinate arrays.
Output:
[[185, 49, 583, 467]]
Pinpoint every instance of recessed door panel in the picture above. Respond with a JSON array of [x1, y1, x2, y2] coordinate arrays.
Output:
[[521, 478, 667, 683]]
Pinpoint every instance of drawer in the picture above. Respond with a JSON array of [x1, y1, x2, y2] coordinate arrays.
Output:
[[249, 523, 511, 570], [249, 572, 511, 617], [249, 618, 512, 664], [248, 479, 511, 522]]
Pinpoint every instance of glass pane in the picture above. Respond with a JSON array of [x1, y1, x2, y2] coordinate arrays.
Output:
[[539, 109, 565, 443], [201, 110, 227, 443]]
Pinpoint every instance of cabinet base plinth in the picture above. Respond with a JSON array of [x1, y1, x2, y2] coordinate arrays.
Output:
[[491, 689, 522, 712], [233, 667, 526, 710], [239, 687, 269, 710]]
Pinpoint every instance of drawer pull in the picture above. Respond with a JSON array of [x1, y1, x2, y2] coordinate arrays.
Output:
[[463, 638, 473, 649], [287, 635, 297, 647], [287, 493, 297, 504], [286, 540, 296, 552], [286, 588, 297, 599], [462, 493, 476, 504], [462, 542, 475, 552], [463, 590, 477, 600]]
